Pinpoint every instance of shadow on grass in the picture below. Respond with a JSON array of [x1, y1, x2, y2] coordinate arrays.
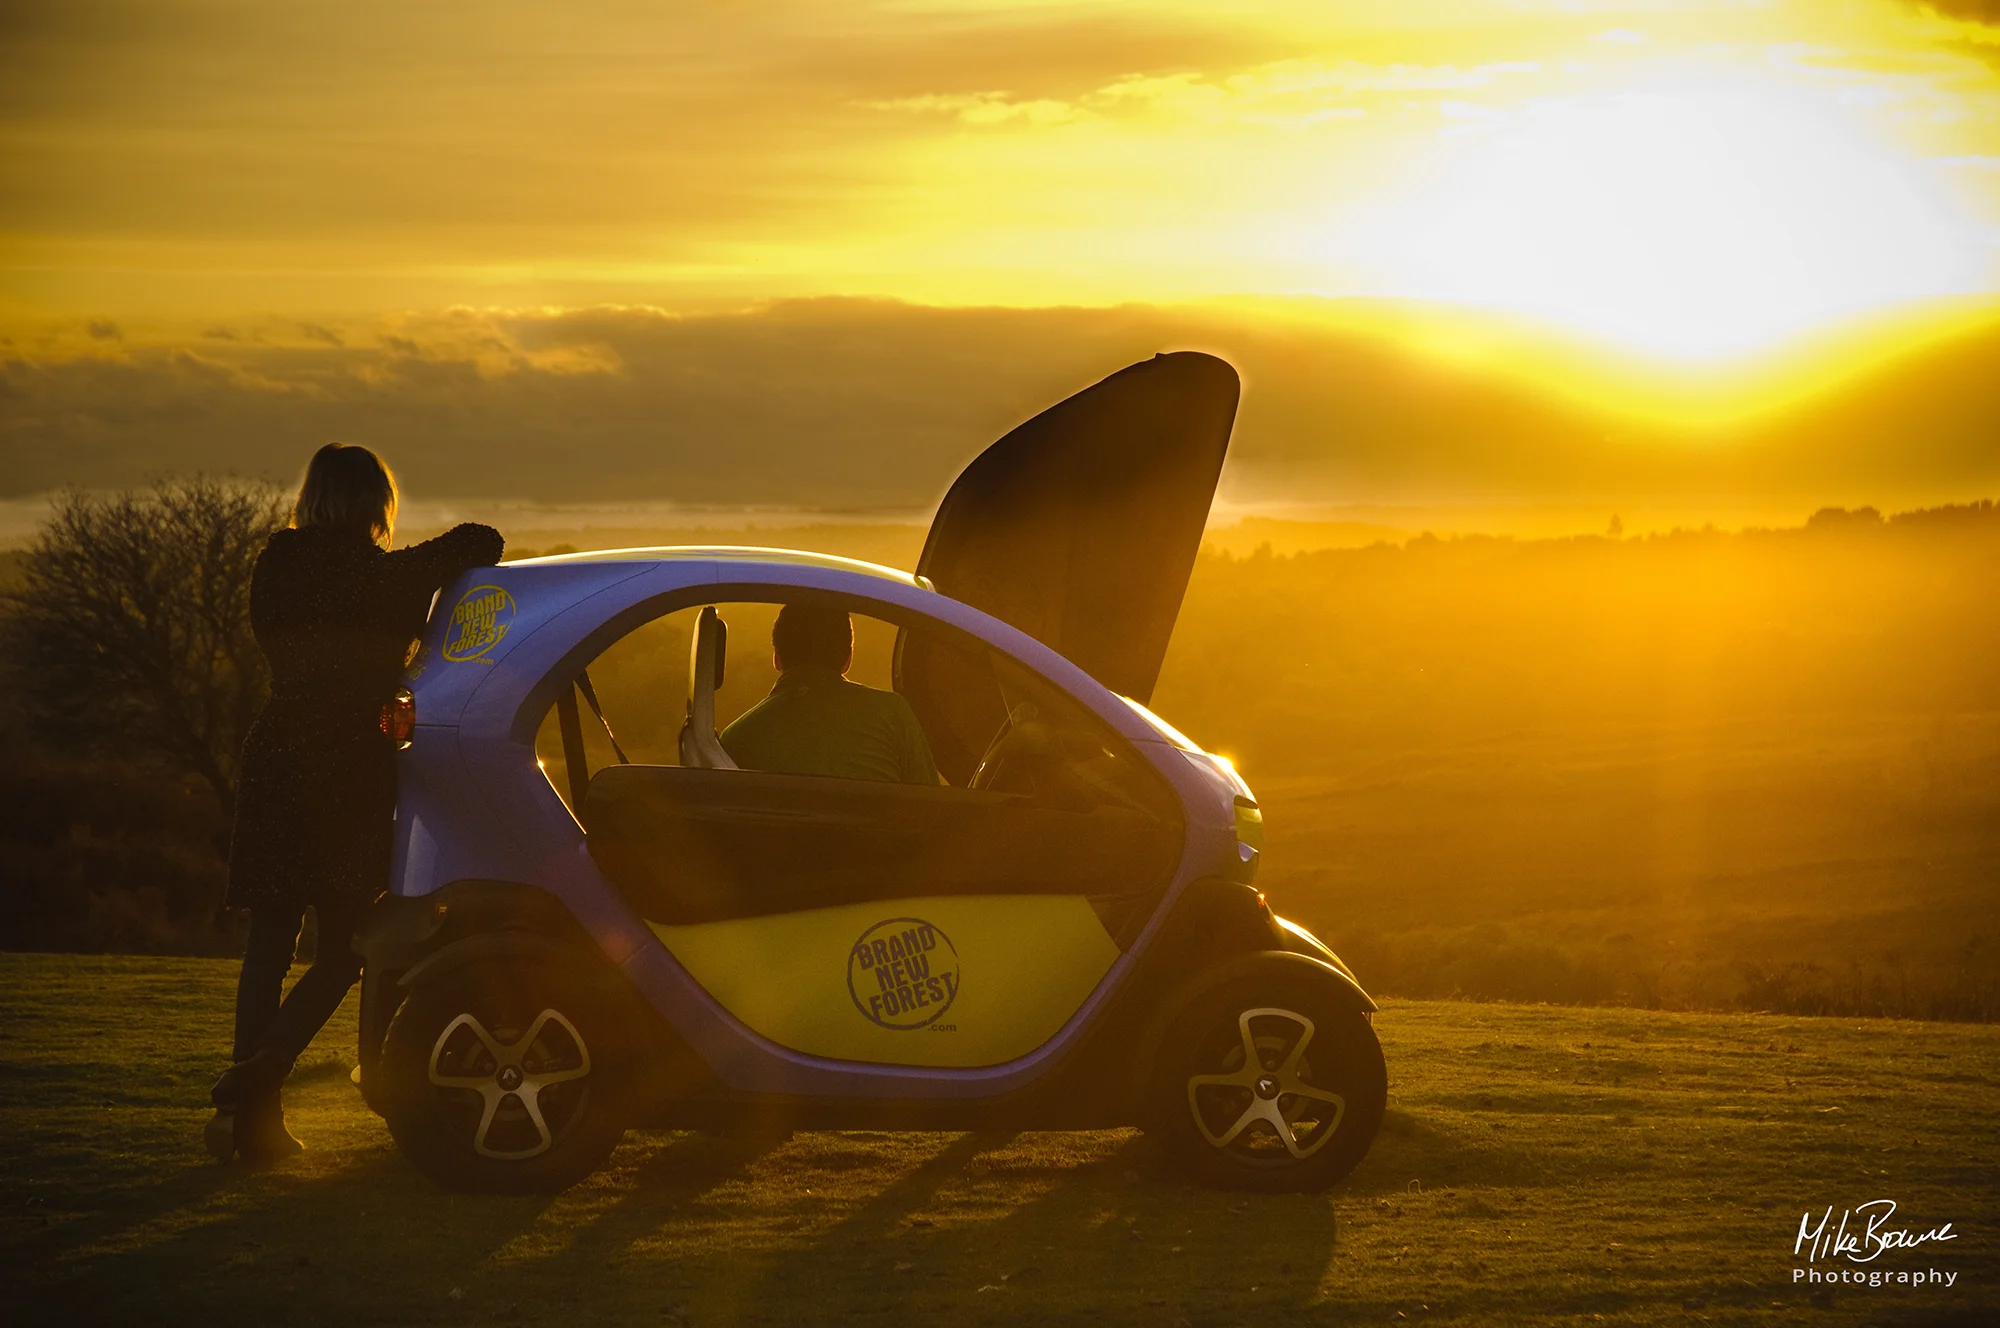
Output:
[[14, 1123, 813, 1323], [1343, 1107, 1558, 1195], [14, 1144, 557, 1323], [509, 1128, 1346, 1322], [18, 1106, 1557, 1324]]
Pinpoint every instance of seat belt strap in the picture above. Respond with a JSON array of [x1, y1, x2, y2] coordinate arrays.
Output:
[[575, 669, 629, 764], [555, 681, 589, 811]]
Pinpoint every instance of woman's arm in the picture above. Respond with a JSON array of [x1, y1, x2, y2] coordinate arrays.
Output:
[[379, 523, 505, 628]]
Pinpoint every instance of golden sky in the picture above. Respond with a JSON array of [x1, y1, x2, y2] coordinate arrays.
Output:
[[5, 0, 1999, 364]]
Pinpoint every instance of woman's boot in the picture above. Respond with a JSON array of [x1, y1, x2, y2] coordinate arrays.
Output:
[[204, 1061, 247, 1160], [235, 1085, 305, 1164], [207, 1048, 303, 1164], [203, 1107, 238, 1161]]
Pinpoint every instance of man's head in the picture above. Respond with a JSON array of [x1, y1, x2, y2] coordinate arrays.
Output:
[[772, 603, 853, 674]]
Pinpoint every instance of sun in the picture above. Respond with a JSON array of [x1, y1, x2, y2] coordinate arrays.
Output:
[[1334, 63, 1994, 363]]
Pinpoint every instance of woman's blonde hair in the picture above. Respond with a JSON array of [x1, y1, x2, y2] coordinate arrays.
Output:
[[292, 443, 398, 545]]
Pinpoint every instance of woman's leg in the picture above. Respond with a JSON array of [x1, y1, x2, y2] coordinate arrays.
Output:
[[231, 902, 307, 1064], [254, 897, 364, 1063], [225, 900, 361, 1162], [209, 901, 306, 1160]]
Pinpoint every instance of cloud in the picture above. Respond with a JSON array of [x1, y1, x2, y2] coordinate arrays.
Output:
[[863, 92, 1082, 126], [864, 59, 1542, 132], [1908, 1, 2000, 62], [2, 302, 1173, 506], [1919, 2, 2000, 23], [4, 300, 1996, 513], [6, 2, 1991, 324], [0, 0, 1278, 261]]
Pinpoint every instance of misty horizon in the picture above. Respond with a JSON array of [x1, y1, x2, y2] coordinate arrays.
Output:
[[4, 491, 1977, 555]]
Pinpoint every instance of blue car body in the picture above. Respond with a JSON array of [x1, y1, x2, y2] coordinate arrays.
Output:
[[386, 546, 1303, 1100]]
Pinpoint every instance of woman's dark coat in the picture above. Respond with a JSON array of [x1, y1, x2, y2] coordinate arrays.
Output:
[[226, 522, 504, 911]]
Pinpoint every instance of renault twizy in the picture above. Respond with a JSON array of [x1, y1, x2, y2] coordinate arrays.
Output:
[[355, 351, 1386, 1193]]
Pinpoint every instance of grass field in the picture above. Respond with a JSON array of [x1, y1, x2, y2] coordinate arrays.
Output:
[[1244, 712, 2000, 1020], [3, 953, 1995, 1326]]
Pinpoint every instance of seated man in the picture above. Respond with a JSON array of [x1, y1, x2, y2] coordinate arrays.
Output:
[[720, 603, 940, 785]]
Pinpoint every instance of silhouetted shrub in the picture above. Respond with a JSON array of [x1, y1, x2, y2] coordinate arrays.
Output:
[[4, 479, 284, 815]]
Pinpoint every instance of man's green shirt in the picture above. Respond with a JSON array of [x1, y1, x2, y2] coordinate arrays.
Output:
[[719, 665, 940, 785]]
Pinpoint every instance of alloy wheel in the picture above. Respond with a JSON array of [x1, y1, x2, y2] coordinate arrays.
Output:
[[1186, 1006, 1346, 1164], [426, 1008, 592, 1159]]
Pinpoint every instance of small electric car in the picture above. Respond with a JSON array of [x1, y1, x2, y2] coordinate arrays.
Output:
[[355, 351, 1386, 1193]]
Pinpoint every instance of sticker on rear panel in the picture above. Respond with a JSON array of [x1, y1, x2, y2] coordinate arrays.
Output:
[[442, 585, 516, 662], [848, 918, 960, 1030]]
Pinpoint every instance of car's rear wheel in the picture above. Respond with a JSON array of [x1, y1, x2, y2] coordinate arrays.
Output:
[[379, 956, 627, 1193], [1156, 971, 1385, 1192]]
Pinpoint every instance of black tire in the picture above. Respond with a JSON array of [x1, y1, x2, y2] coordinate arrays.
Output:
[[378, 955, 628, 1193], [1155, 970, 1386, 1192]]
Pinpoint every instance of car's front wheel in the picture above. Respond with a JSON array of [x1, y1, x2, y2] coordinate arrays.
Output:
[[378, 955, 627, 1193], [1155, 969, 1386, 1192]]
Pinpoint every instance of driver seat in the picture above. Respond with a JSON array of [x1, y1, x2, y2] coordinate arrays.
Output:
[[679, 606, 740, 770]]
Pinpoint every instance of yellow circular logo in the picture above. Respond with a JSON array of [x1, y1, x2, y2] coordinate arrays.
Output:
[[847, 918, 960, 1030], [442, 584, 516, 662]]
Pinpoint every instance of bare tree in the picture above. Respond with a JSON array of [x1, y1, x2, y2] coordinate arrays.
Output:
[[5, 479, 286, 816]]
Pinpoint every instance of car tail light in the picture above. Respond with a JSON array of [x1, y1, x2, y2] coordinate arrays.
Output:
[[380, 686, 415, 749]]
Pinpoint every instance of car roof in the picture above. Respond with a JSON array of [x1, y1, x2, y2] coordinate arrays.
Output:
[[499, 544, 929, 590]]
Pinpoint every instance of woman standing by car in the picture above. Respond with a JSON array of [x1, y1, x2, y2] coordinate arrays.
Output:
[[206, 444, 504, 1164]]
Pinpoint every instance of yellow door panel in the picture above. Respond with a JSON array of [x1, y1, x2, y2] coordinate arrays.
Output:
[[649, 895, 1121, 1067]]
